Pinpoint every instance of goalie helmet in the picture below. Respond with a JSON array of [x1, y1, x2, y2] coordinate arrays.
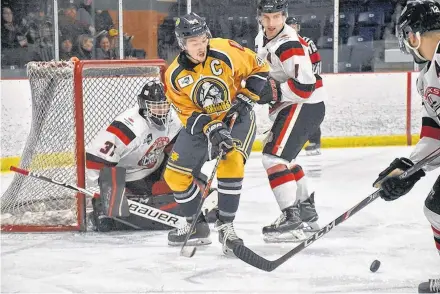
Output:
[[138, 80, 170, 127], [397, 0, 440, 64], [257, 0, 288, 16], [175, 12, 212, 50]]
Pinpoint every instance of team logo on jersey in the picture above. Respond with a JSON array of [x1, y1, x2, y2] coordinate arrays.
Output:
[[138, 137, 169, 168], [424, 86, 440, 113], [178, 75, 194, 88], [192, 77, 231, 114]]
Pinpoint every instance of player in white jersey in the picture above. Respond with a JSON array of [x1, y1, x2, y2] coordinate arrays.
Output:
[[86, 81, 213, 231], [286, 16, 326, 155], [254, 0, 326, 242], [371, 1, 440, 292]]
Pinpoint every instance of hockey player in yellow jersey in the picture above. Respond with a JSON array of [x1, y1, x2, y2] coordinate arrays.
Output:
[[164, 12, 269, 255]]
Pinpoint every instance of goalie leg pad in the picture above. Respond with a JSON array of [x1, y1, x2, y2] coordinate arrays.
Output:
[[99, 166, 130, 217]]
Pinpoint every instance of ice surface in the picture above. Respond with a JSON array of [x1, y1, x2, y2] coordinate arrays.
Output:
[[1, 147, 439, 293]]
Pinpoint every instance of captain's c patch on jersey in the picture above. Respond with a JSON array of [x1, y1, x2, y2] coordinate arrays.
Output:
[[192, 77, 231, 114]]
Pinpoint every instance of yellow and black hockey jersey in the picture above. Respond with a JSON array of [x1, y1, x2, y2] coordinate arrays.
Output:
[[165, 38, 270, 126]]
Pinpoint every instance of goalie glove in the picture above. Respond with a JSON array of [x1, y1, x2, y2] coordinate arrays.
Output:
[[203, 121, 234, 160], [373, 157, 426, 201]]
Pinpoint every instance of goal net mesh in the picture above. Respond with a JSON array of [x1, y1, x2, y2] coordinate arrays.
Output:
[[1, 60, 164, 231]]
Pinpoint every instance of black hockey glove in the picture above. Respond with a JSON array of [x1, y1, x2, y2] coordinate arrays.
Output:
[[373, 157, 425, 201], [257, 78, 282, 108], [204, 121, 234, 160], [226, 93, 255, 123]]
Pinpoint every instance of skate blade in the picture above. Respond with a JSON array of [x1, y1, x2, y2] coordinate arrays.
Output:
[[263, 230, 307, 243], [303, 221, 320, 233], [306, 150, 321, 156], [168, 237, 212, 247]]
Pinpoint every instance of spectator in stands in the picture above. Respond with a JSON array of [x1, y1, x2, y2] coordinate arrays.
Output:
[[96, 35, 117, 60], [76, 34, 94, 59], [29, 20, 54, 61], [1, 7, 26, 49], [60, 36, 75, 60], [59, 3, 94, 45], [95, 9, 115, 33]]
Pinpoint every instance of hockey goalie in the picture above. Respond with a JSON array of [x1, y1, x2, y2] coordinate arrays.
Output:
[[85, 80, 217, 231]]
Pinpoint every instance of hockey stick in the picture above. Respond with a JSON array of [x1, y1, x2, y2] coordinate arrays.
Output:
[[233, 146, 440, 272], [9, 166, 186, 228], [180, 112, 239, 258]]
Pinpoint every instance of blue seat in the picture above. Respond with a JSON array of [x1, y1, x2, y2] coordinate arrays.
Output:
[[347, 36, 374, 71], [357, 11, 385, 40], [319, 49, 334, 73], [325, 12, 355, 43], [357, 11, 385, 26], [338, 61, 356, 73], [317, 36, 334, 49]]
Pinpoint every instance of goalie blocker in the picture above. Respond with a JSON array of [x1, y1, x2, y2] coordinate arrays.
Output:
[[91, 166, 218, 232]]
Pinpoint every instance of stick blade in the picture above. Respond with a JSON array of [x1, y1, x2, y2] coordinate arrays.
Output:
[[180, 246, 196, 258], [233, 245, 276, 272]]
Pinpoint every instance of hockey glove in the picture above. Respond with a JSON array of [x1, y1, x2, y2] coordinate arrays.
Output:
[[204, 121, 234, 160], [226, 93, 255, 123], [373, 157, 426, 201], [257, 78, 282, 108]]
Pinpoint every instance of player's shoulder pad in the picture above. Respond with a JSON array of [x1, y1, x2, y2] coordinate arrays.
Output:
[[107, 107, 146, 144], [165, 58, 184, 92]]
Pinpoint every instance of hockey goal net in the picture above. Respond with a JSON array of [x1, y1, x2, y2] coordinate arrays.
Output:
[[1, 59, 167, 232]]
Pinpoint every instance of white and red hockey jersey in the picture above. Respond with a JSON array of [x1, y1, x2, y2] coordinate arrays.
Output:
[[255, 25, 324, 118], [410, 41, 440, 171], [86, 107, 182, 184]]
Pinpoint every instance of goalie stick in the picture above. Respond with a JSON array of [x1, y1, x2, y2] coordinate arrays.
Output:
[[180, 112, 238, 258], [10, 166, 186, 228], [233, 146, 440, 272]]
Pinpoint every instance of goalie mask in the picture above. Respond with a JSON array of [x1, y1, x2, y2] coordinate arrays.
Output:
[[138, 81, 170, 127], [397, 0, 440, 64]]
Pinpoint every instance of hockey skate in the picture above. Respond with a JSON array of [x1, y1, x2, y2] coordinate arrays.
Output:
[[215, 219, 243, 256], [299, 193, 320, 233], [305, 143, 321, 156], [262, 205, 307, 242], [168, 214, 211, 246], [419, 279, 440, 293]]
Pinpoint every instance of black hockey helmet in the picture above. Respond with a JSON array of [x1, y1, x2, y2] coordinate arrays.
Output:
[[397, 0, 440, 64], [175, 12, 212, 50], [138, 80, 170, 126], [286, 16, 300, 31], [257, 0, 288, 15]]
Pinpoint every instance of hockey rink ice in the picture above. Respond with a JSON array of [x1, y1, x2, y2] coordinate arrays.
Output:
[[1, 146, 439, 293]]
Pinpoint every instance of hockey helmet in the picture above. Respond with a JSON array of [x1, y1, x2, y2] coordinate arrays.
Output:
[[397, 0, 440, 64], [257, 0, 288, 16], [175, 12, 212, 50], [286, 16, 300, 31]]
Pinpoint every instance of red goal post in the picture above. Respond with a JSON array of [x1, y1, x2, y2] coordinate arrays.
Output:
[[1, 59, 167, 232]]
